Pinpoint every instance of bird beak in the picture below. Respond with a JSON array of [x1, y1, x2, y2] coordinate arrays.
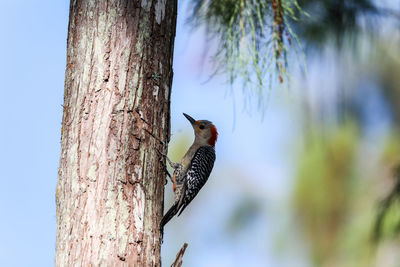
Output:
[[183, 113, 196, 125]]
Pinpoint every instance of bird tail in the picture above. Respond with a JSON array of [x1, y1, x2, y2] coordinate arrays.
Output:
[[160, 203, 179, 239]]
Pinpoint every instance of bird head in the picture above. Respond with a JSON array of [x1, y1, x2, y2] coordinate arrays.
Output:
[[183, 113, 218, 147]]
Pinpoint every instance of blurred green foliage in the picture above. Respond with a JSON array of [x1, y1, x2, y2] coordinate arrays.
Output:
[[290, 44, 400, 264], [291, 86, 400, 266], [293, 122, 359, 266], [374, 135, 400, 242], [374, 180, 400, 242], [382, 132, 400, 166]]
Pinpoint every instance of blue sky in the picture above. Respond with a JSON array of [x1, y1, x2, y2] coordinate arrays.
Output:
[[0, 1, 68, 266]]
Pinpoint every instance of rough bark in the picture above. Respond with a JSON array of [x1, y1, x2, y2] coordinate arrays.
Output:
[[55, 0, 177, 266]]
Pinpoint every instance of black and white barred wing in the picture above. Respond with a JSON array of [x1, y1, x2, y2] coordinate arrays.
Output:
[[177, 146, 216, 215]]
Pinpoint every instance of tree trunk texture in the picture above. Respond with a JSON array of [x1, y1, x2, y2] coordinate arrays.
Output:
[[55, 1, 177, 266]]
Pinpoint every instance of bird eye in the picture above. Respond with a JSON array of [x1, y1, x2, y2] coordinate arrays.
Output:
[[199, 125, 205, 130]]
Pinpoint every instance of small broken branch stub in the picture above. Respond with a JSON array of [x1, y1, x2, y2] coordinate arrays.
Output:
[[171, 243, 188, 267]]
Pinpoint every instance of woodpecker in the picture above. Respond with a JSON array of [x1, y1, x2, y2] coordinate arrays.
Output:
[[160, 113, 218, 235]]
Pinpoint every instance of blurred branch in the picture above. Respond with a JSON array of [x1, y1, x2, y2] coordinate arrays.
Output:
[[373, 165, 400, 242], [171, 243, 188, 267]]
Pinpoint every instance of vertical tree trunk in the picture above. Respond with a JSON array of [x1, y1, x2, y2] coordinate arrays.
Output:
[[55, 1, 176, 266]]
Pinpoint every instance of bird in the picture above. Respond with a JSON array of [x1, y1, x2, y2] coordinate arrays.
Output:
[[160, 113, 218, 237]]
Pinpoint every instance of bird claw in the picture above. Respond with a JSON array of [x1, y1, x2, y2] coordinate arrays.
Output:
[[156, 148, 179, 169]]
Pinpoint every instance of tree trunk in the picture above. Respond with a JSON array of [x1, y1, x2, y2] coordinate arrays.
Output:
[[55, 1, 177, 266]]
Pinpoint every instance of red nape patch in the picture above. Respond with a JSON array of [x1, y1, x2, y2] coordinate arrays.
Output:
[[208, 125, 218, 147]]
